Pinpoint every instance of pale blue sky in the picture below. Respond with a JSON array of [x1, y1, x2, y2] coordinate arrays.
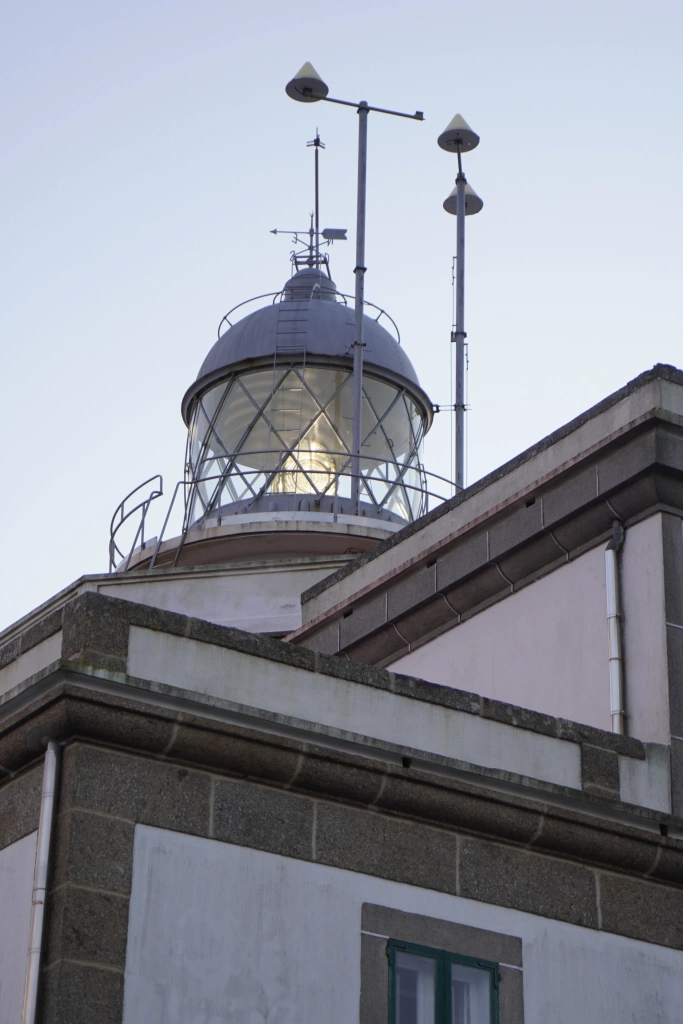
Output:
[[2, 0, 682, 628]]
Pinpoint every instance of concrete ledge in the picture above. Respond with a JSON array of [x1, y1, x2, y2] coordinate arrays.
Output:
[[0, 592, 647, 780], [0, 689, 678, 878], [54, 592, 646, 761]]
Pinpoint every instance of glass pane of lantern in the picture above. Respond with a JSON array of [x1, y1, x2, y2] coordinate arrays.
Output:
[[405, 394, 425, 447], [299, 413, 348, 469], [377, 392, 413, 459], [272, 446, 330, 495], [240, 368, 286, 408], [239, 414, 286, 470], [188, 404, 211, 468], [361, 398, 393, 462], [201, 380, 229, 425], [300, 366, 350, 411], [321, 373, 354, 445], [401, 461, 424, 519], [212, 379, 264, 455], [450, 962, 491, 1024], [363, 376, 397, 423], [265, 370, 319, 445], [395, 950, 436, 1024]]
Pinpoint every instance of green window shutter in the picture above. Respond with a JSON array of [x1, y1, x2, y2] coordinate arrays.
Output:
[[387, 939, 500, 1024]]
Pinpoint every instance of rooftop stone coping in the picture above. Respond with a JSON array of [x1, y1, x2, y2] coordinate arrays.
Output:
[[0, 591, 645, 763]]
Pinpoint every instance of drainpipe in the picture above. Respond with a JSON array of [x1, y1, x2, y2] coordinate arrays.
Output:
[[22, 740, 61, 1024], [605, 521, 626, 734]]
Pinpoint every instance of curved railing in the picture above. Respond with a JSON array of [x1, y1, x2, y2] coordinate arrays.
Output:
[[216, 290, 401, 345], [108, 475, 163, 572], [147, 461, 452, 571], [108, 458, 455, 573]]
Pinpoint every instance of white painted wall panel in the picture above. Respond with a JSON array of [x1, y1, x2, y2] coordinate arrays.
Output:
[[128, 627, 581, 788], [389, 546, 611, 730], [620, 514, 669, 743], [123, 825, 683, 1024], [619, 743, 671, 813], [99, 560, 346, 635], [0, 832, 37, 1024]]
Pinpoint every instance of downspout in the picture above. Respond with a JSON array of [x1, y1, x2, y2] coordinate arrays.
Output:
[[22, 740, 61, 1024], [605, 521, 626, 734]]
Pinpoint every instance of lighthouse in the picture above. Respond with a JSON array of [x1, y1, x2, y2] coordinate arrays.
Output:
[[109, 167, 439, 635]]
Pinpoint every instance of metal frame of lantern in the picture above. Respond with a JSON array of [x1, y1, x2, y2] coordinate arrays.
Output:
[[183, 360, 428, 528]]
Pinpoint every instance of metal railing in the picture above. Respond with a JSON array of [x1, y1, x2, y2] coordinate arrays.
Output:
[[108, 456, 454, 573], [108, 475, 163, 572], [217, 289, 401, 345], [184, 448, 426, 516]]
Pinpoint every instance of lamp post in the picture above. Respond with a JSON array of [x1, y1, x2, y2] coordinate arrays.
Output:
[[438, 115, 483, 494], [286, 62, 424, 515]]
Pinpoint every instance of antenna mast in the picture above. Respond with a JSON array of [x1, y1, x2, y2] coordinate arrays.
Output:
[[270, 131, 346, 272], [307, 131, 325, 264], [454, 145, 466, 494]]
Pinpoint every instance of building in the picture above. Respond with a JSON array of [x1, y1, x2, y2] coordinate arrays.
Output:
[[2, 230, 683, 1022]]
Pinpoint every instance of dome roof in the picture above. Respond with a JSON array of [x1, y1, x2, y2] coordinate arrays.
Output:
[[182, 268, 428, 424]]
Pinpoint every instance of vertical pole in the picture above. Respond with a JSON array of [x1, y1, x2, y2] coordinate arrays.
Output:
[[22, 740, 60, 1024], [351, 101, 369, 514], [314, 139, 320, 261], [454, 161, 466, 493], [605, 522, 626, 734]]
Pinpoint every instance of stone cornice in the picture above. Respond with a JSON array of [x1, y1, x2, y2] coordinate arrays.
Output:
[[0, 592, 645, 762], [0, 683, 679, 891]]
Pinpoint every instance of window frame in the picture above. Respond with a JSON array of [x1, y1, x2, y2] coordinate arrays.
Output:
[[387, 938, 500, 1024]]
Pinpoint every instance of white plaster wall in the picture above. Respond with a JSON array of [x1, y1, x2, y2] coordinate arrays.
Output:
[[128, 626, 581, 788], [0, 832, 37, 1024], [99, 561, 346, 635], [123, 825, 683, 1024], [390, 546, 611, 731], [620, 514, 669, 743]]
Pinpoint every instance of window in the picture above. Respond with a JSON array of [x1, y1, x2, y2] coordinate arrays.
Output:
[[388, 940, 499, 1024], [360, 904, 522, 1024]]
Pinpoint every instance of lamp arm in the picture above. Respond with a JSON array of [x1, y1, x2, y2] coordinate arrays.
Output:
[[302, 89, 424, 120]]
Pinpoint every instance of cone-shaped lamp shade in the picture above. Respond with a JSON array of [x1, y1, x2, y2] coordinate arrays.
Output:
[[443, 182, 484, 216], [285, 62, 329, 103], [437, 114, 480, 153]]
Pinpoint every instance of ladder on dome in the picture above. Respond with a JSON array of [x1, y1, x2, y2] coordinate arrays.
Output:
[[274, 294, 309, 364]]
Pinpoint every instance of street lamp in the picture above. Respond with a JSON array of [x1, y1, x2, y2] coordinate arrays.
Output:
[[286, 62, 424, 515], [438, 114, 483, 494]]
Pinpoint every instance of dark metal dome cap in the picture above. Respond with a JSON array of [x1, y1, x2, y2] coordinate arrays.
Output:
[[181, 269, 430, 425], [282, 266, 338, 301]]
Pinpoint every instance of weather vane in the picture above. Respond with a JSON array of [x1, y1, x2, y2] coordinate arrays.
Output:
[[271, 131, 346, 273]]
